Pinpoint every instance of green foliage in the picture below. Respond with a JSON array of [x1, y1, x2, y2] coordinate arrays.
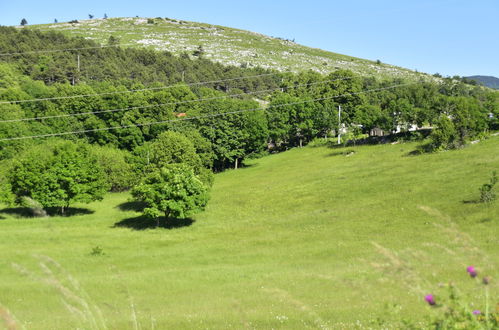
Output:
[[427, 116, 458, 151], [131, 164, 209, 226], [479, 171, 497, 203], [0, 162, 15, 206], [130, 131, 213, 186], [90, 246, 104, 256], [427, 284, 497, 329], [8, 140, 109, 214], [90, 145, 136, 192], [0, 27, 497, 172]]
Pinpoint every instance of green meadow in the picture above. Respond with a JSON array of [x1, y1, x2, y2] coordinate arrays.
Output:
[[0, 138, 498, 329]]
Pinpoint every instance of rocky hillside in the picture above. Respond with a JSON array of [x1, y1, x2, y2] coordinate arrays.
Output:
[[26, 17, 432, 81]]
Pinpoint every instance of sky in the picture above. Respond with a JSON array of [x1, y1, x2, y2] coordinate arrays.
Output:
[[0, 0, 497, 77]]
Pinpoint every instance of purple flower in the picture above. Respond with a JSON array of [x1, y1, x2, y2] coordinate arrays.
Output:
[[466, 266, 477, 278], [473, 310, 481, 315], [425, 294, 436, 306], [482, 276, 490, 285]]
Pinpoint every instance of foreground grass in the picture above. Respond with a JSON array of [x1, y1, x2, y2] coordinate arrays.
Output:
[[0, 139, 498, 329]]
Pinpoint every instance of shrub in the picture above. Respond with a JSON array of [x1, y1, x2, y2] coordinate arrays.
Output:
[[479, 171, 497, 203]]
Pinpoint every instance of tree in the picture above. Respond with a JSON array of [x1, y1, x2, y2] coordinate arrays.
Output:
[[131, 164, 209, 227], [8, 140, 108, 215], [54, 19, 58, 23], [20, 18, 28, 26], [104, 13, 108, 19], [427, 115, 457, 151], [88, 14, 94, 19], [90, 145, 136, 192]]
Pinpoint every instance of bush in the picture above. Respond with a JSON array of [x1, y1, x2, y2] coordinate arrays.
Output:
[[479, 171, 497, 203]]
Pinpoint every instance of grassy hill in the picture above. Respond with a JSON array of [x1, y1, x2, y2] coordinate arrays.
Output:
[[0, 138, 498, 328], [25, 17, 433, 81]]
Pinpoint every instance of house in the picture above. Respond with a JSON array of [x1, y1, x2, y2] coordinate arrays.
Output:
[[370, 127, 385, 137]]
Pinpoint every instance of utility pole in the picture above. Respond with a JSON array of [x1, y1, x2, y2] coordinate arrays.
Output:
[[337, 105, 342, 145]]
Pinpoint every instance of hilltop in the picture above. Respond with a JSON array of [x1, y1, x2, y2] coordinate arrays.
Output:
[[466, 75, 499, 89], [26, 17, 433, 81]]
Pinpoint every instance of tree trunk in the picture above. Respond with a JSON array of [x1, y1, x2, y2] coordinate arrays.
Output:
[[61, 205, 65, 215], [299, 138, 303, 148], [234, 158, 238, 169]]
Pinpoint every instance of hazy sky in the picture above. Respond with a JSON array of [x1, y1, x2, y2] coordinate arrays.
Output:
[[1, 0, 497, 77]]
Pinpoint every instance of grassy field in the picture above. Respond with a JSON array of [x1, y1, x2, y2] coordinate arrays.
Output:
[[0, 138, 498, 329], [25, 17, 433, 81]]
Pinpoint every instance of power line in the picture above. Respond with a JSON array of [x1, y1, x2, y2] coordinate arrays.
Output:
[[0, 43, 137, 57], [0, 83, 415, 142], [0, 72, 284, 105], [0, 77, 352, 123]]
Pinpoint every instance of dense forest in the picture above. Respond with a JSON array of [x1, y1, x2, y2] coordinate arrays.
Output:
[[0, 27, 498, 212]]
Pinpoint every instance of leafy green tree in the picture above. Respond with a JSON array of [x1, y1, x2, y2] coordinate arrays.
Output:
[[353, 104, 388, 133], [267, 93, 314, 148], [131, 131, 213, 186], [9, 140, 108, 215], [427, 115, 457, 151], [90, 145, 136, 192], [20, 19, 28, 26], [131, 164, 209, 227]]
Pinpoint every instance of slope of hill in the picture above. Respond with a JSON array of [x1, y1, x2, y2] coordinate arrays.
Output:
[[25, 17, 432, 81], [0, 138, 497, 328], [466, 75, 499, 89]]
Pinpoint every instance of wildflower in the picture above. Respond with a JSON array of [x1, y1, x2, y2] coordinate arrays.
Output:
[[473, 310, 481, 315], [425, 294, 436, 306], [482, 276, 490, 285], [466, 266, 477, 278]]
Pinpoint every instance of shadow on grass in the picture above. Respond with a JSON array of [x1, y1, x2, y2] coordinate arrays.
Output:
[[116, 201, 147, 212], [114, 215, 195, 230], [326, 149, 356, 157], [0, 207, 94, 218], [462, 199, 480, 204]]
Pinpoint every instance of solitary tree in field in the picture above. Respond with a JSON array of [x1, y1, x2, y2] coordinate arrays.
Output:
[[9, 140, 108, 215], [131, 164, 209, 227], [54, 18, 58, 23], [104, 13, 108, 19], [20, 18, 28, 26], [88, 14, 94, 19]]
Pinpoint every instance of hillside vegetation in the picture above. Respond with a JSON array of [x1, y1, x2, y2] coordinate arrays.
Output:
[[26, 17, 431, 80], [0, 139, 498, 328]]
